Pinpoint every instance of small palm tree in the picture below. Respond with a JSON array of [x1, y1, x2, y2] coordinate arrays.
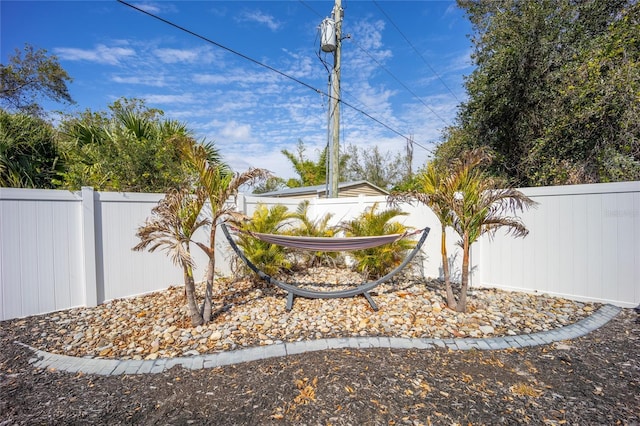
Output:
[[341, 203, 415, 279], [134, 186, 209, 326], [449, 149, 537, 312], [390, 148, 536, 312], [181, 140, 271, 323], [390, 160, 459, 307]]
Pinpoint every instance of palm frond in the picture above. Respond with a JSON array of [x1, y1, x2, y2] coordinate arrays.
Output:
[[134, 187, 208, 268]]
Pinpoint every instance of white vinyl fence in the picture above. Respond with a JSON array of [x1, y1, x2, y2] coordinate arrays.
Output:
[[475, 182, 639, 307], [1, 181, 638, 321]]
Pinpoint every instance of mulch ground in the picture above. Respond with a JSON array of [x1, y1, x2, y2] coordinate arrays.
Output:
[[1, 308, 639, 425]]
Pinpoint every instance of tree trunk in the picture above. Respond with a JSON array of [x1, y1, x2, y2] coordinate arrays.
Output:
[[456, 232, 470, 313], [183, 264, 203, 326], [201, 227, 216, 323], [441, 225, 455, 308]]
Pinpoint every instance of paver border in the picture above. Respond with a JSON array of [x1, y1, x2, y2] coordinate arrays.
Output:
[[17, 304, 622, 376]]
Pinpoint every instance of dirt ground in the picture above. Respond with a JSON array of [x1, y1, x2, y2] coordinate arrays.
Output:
[[1, 306, 638, 425]]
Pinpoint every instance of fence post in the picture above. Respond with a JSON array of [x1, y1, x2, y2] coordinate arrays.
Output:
[[81, 187, 98, 307], [238, 193, 246, 215]]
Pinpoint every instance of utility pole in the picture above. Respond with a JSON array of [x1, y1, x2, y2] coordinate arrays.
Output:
[[328, 0, 342, 198], [406, 135, 414, 180]]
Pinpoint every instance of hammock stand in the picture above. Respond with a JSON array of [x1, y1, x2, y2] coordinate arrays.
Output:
[[221, 223, 430, 311]]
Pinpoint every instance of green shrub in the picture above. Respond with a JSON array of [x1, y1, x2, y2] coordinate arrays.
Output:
[[235, 203, 294, 277], [288, 200, 343, 269], [340, 203, 416, 279]]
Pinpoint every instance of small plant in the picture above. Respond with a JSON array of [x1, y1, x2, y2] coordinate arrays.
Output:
[[340, 202, 416, 279], [235, 203, 294, 277]]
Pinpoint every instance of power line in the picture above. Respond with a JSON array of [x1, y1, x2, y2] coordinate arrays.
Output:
[[117, 0, 324, 96], [298, 0, 322, 18], [117, 0, 435, 155], [308, 0, 444, 153], [350, 37, 449, 126], [303, 0, 445, 134], [372, 0, 461, 104], [299, 0, 438, 153]]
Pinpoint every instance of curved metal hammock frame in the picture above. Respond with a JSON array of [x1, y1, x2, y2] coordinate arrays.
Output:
[[221, 223, 430, 311]]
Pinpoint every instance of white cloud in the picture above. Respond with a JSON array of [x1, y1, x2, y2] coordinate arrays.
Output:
[[219, 121, 253, 141], [154, 46, 218, 64], [236, 10, 281, 31], [133, 2, 177, 15], [281, 49, 316, 79], [144, 93, 196, 104], [111, 75, 167, 87], [193, 69, 278, 86], [225, 147, 296, 178], [135, 2, 161, 14], [352, 18, 387, 51], [447, 48, 475, 73], [344, 19, 393, 81], [55, 44, 136, 65], [213, 98, 259, 114]]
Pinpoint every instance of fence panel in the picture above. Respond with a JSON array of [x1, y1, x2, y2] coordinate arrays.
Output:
[[0, 189, 85, 320], [476, 182, 640, 307], [94, 191, 185, 303], [2, 182, 638, 321]]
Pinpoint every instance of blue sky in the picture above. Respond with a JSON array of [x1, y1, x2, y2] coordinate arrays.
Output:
[[2, 1, 474, 179]]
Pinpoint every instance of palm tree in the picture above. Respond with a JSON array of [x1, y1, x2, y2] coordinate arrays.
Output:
[[181, 140, 271, 323], [449, 149, 537, 312], [398, 161, 459, 307], [58, 98, 207, 192], [134, 186, 209, 326], [388, 159, 463, 307], [390, 148, 535, 312]]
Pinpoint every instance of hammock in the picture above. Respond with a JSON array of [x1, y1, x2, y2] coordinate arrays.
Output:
[[245, 230, 411, 251], [221, 224, 430, 311]]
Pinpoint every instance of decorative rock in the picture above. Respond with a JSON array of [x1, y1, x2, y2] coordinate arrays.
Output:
[[22, 269, 601, 360], [479, 325, 495, 334]]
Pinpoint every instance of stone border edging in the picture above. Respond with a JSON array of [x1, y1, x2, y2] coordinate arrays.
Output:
[[18, 304, 622, 376]]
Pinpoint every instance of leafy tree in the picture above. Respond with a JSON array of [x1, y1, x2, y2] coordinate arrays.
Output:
[[342, 143, 411, 190], [439, 0, 639, 186], [0, 110, 63, 188], [281, 139, 348, 187], [251, 176, 287, 194], [134, 186, 209, 326], [58, 98, 216, 192], [0, 44, 74, 117], [340, 202, 415, 279], [281, 139, 328, 187]]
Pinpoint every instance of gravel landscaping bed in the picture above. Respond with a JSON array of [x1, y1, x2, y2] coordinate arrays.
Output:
[[1, 272, 638, 425]]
